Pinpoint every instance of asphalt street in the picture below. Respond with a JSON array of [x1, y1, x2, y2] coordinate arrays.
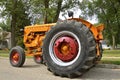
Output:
[[0, 57, 120, 80]]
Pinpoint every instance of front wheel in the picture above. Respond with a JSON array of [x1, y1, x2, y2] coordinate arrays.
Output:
[[9, 46, 25, 67]]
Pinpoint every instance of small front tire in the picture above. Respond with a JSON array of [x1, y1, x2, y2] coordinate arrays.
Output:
[[9, 46, 25, 67]]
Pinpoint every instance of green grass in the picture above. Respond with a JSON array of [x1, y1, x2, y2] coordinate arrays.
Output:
[[101, 58, 120, 65], [101, 50, 120, 65], [0, 50, 32, 58], [0, 50, 9, 57], [0, 49, 120, 65], [102, 50, 120, 57]]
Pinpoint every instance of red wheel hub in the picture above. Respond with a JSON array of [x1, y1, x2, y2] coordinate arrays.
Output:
[[54, 36, 78, 62], [35, 55, 41, 61], [11, 51, 20, 64]]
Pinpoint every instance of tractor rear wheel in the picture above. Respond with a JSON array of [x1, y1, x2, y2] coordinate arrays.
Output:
[[9, 46, 25, 67], [43, 20, 96, 78]]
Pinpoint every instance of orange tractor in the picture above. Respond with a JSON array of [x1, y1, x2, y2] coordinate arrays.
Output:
[[9, 12, 104, 78]]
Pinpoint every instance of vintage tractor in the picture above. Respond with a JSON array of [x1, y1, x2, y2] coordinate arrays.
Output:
[[9, 12, 104, 78]]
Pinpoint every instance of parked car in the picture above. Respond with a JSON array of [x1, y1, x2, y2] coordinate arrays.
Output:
[[102, 44, 111, 50]]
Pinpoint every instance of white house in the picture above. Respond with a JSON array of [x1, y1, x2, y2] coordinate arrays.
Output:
[[0, 27, 11, 49]]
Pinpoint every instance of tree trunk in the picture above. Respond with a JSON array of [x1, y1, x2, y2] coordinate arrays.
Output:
[[112, 35, 116, 49], [44, 0, 49, 24], [11, 0, 17, 48], [53, 0, 63, 22], [11, 17, 16, 48]]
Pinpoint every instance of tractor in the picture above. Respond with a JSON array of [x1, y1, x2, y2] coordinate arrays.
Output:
[[9, 12, 104, 78]]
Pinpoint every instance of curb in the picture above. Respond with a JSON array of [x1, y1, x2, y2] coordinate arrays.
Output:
[[96, 64, 120, 69]]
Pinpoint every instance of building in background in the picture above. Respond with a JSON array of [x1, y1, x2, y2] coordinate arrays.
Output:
[[0, 27, 11, 49]]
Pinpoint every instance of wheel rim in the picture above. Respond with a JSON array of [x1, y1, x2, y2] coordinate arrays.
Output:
[[49, 31, 81, 66], [35, 55, 41, 62], [54, 36, 78, 62], [11, 51, 20, 64]]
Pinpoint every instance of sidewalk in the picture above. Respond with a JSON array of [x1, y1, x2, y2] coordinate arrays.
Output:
[[96, 64, 120, 69], [102, 57, 120, 59]]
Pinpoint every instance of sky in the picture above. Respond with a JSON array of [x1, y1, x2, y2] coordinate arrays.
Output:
[[0, 5, 98, 24], [59, 9, 98, 24], [0, 19, 2, 22]]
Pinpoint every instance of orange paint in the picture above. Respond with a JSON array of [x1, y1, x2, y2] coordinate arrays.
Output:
[[23, 18, 104, 57]]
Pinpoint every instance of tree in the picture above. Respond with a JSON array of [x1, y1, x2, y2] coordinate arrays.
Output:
[[79, 0, 120, 49], [0, 21, 10, 31], [0, 0, 79, 48], [30, 0, 79, 24], [0, 0, 31, 48]]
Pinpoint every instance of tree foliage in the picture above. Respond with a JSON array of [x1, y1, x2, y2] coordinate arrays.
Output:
[[79, 0, 120, 49], [0, 21, 10, 31], [0, 0, 31, 48], [0, 0, 79, 48], [30, 0, 79, 23]]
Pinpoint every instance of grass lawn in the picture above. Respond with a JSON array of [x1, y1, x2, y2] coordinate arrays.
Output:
[[101, 50, 120, 65], [0, 50, 32, 58], [0, 49, 120, 65], [0, 50, 9, 57], [102, 50, 120, 57]]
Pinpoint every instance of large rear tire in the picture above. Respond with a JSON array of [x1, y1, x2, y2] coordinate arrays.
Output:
[[9, 46, 25, 67], [43, 20, 96, 78]]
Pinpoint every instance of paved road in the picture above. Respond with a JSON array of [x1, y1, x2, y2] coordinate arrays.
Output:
[[0, 57, 120, 80]]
